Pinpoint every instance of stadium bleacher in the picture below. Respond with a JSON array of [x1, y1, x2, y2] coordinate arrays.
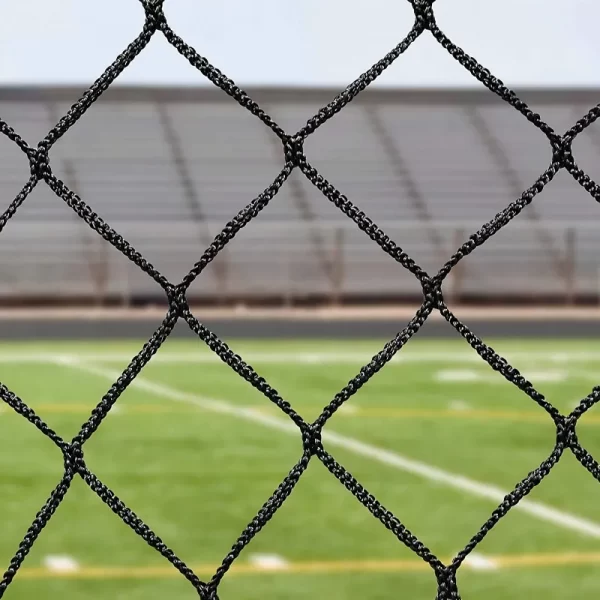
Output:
[[0, 86, 598, 304]]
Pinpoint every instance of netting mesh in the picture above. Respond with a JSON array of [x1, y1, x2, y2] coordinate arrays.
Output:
[[1, 1, 600, 597]]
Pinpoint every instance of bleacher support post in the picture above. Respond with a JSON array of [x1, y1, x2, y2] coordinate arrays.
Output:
[[331, 228, 345, 305], [449, 227, 465, 305], [565, 227, 576, 305]]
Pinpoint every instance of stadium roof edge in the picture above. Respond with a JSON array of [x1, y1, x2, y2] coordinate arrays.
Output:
[[0, 86, 599, 105]]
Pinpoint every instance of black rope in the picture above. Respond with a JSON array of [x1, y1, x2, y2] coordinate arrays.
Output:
[[1, 1, 599, 597]]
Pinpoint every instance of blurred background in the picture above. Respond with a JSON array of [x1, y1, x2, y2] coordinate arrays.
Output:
[[1, 2, 600, 599], [1, 0, 599, 312]]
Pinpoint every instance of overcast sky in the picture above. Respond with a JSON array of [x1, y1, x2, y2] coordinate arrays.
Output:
[[0, 0, 598, 88]]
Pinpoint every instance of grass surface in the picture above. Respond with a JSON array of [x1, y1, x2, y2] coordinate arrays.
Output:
[[1, 338, 600, 599]]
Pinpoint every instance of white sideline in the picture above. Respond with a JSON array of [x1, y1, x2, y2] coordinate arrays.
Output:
[[5, 349, 600, 366], [0, 351, 479, 364], [55, 355, 600, 539]]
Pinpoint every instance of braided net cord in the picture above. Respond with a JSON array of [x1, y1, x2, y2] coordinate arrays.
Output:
[[2, 1, 600, 598]]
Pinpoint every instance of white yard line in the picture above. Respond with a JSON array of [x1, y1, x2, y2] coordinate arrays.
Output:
[[435, 370, 482, 383], [464, 552, 499, 571], [43, 555, 79, 574], [3, 349, 600, 366], [435, 369, 568, 385], [248, 553, 289, 571], [523, 371, 567, 383], [55, 355, 600, 540]]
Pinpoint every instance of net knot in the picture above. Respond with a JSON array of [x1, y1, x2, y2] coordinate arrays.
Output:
[[199, 583, 219, 600], [302, 424, 323, 456], [29, 143, 51, 179], [422, 277, 443, 308], [141, 0, 165, 12], [435, 566, 460, 600], [552, 136, 574, 166], [166, 283, 188, 315], [141, 0, 166, 26], [283, 135, 305, 166], [410, 0, 436, 29], [63, 441, 85, 474], [556, 413, 578, 448]]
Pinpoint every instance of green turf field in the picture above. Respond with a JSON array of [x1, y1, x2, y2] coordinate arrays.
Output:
[[2, 338, 600, 599]]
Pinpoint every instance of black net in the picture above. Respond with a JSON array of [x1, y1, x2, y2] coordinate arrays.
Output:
[[1, 1, 600, 598]]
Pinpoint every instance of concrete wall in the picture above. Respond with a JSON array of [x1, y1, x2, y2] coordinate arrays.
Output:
[[1, 307, 599, 340]]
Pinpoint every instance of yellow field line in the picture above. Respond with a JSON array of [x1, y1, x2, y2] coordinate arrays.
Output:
[[3, 404, 599, 425], [347, 408, 559, 423], [15, 551, 600, 580], [494, 551, 600, 568], [0, 404, 177, 415]]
